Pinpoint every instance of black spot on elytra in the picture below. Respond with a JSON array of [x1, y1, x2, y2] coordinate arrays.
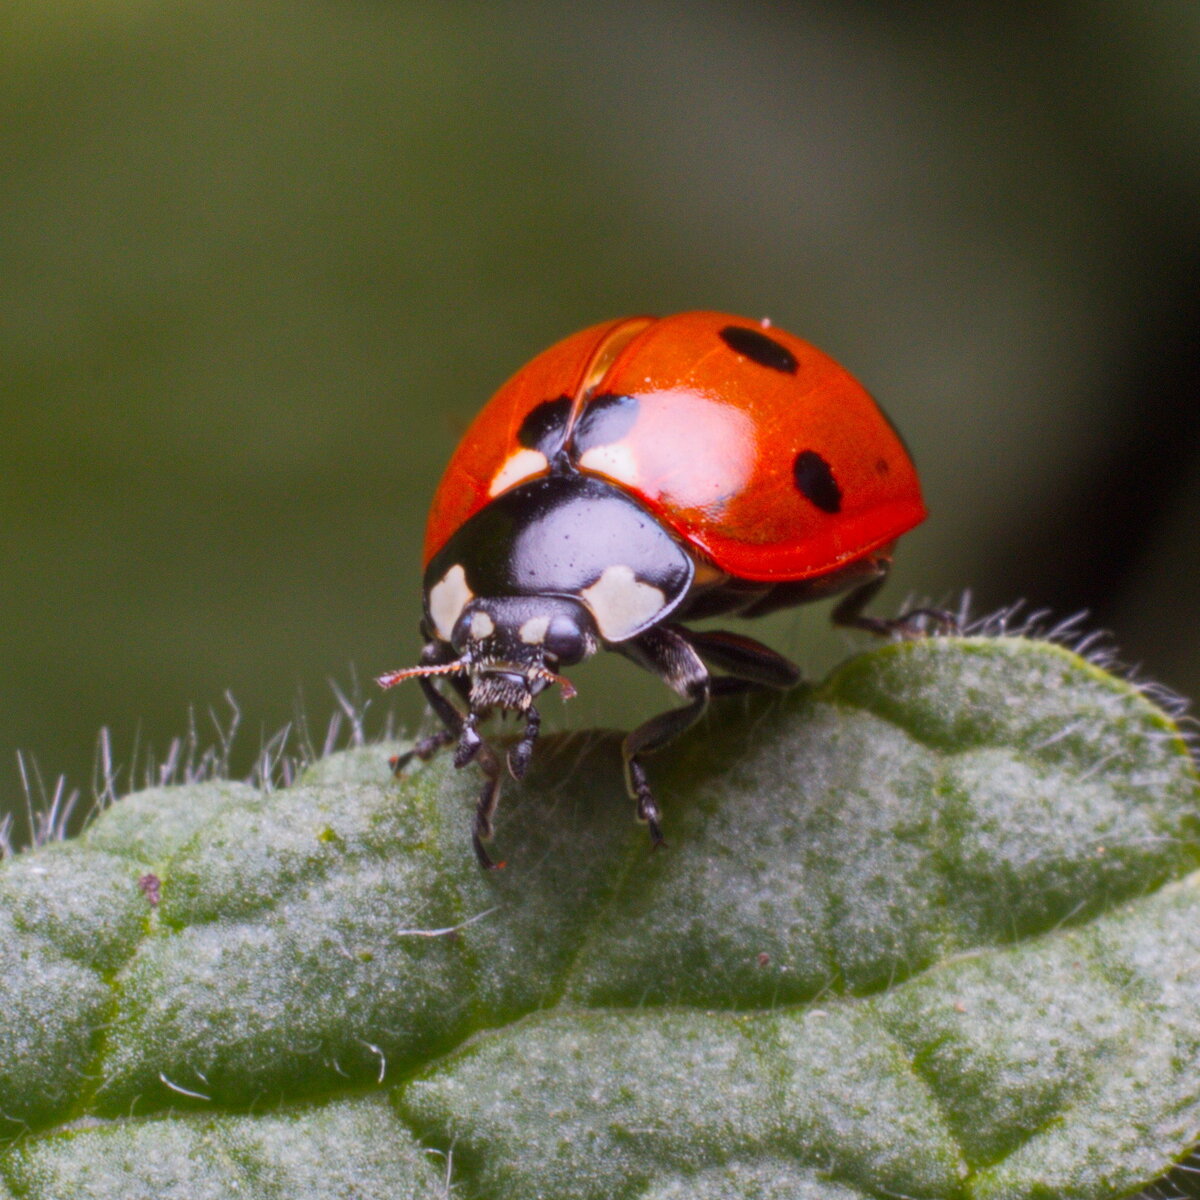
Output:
[[793, 450, 842, 513], [517, 396, 572, 455], [573, 393, 639, 454], [719, 325, 798, 374]]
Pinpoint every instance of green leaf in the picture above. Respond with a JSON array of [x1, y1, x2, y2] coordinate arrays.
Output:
[[2, 637, 1198, 1199], [2, 1097, 439, 1198]]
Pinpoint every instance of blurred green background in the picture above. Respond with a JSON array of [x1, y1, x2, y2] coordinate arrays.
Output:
[[3, 2, 1198, 837]]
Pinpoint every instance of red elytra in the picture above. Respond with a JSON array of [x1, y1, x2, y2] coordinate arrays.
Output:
[[386, 311, 939, 868], [423, 310, 926, 582]]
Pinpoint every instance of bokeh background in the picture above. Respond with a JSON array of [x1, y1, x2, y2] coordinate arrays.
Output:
[[3, 2, 1198, 838]]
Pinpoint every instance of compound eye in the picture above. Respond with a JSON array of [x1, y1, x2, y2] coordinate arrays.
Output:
[[542, 613, 588, 666], [450, 605, 497, 653]]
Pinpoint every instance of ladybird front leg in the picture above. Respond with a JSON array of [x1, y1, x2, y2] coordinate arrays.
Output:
[[507, 702, 540, 781], [454, 709, 485, 767], [471, 740, 505, 869], [832, 571, 959, 638], [390, 727, 456, 774], [433, 697, 508, 870], [618, 626, 713, 851], [389, 635, 466, 774]]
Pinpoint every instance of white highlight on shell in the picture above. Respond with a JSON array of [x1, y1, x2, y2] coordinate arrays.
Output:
[[519, 615, 550, 645], [580, 564, 667, 642], [489, 448, 548, 497], [578, 442, 639, 489], [429, 564, 473, 642], [469, 610, 495, 640]]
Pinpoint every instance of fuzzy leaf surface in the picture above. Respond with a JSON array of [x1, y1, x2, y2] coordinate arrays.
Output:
[[1, 638, 1198, 1199]]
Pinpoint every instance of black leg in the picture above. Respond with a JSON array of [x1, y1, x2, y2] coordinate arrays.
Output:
[[383, 631, 508, 868], [507, 703, 541, 781], [454, 708, 485, 767], [389, 726, 455, 774], [617, 622, 809, 849], [684, 628, 801, 689], [617, 626, 714, 850], [625, 756, 667, 846], [389, 637, 465, 774], [471, 742, 505, 870], [413, 640, 467, 731], [832, 569, 959, 637]]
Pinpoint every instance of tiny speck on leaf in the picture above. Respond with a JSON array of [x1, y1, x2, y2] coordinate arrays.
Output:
[[137, 873, 161, 906]]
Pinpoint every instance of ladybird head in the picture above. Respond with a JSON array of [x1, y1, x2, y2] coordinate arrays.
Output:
[[451, 594, 598, 706], [376, 594, 598, 710]]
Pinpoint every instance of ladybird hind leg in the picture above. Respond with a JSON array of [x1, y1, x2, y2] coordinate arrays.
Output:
[[832, 569, 959, 637]]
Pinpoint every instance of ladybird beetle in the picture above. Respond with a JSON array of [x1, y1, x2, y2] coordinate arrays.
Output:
[[379, 311, 941, 867]]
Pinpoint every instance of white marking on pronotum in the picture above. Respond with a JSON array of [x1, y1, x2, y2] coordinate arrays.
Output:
[[578, 442, 638, 488], [429, 564, 473, 641], [159, 1072, 212, 1101], [469, 610, 495, 640], [581, 564, 667, 641], [489, 448, 548, 497], [519, 614, 550, 644]]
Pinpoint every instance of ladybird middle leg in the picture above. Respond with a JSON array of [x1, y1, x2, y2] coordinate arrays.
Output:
[[684, 628, 801, 689], [619, 623, 806, 849], [617, 626, 714, 848]]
